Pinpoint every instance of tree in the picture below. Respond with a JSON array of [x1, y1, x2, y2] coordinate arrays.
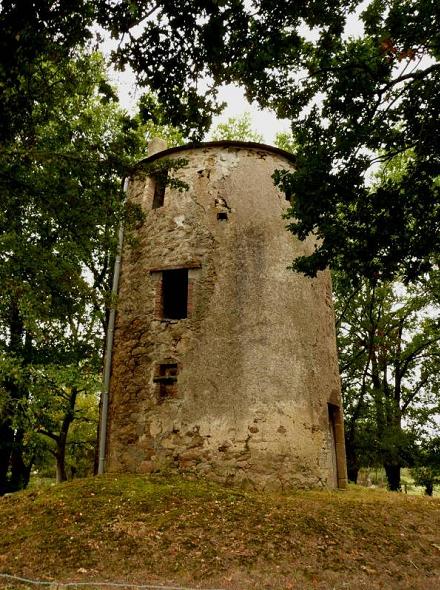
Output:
[[5, 2, 439, 282], [20, 301, 103, 484], [411, 436, 440, 496], [101, 1, 439, 282], [137, 93, 186, 148], [1, 1, 237, 146], [0, 1, 97, 145], [274, 132, 297, 155], [334, 272, 440, 490], [209, 113, 263, 142], [0, 51, 148, 493], [30, 362, 100, 483]]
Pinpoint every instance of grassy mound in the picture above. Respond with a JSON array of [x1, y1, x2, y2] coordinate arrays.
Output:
[[0, 474, 439, 589]]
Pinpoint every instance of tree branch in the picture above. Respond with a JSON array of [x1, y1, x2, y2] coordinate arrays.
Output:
[[381, 63, 440, 93]]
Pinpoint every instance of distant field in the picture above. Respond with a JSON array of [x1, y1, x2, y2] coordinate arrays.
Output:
[[0, 475, 439, 589]]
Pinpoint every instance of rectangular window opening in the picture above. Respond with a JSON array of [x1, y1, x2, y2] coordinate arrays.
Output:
[[152, 170, 168, 209], [154, 363, 178, 402], [162, 269, 188, 319], [217, 211, 228, 221]]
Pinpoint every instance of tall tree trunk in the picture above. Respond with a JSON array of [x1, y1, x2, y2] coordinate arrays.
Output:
[[9, 428, 33, 491], [382, 320, 404, 493], [384, 463, 401, 491], [0, 421, 14, 495], [0, 300, 26, 493], [55, 446, 68, 483]]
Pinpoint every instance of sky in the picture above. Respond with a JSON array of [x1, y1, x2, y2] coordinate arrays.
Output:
[[107, 64, 290, 145]]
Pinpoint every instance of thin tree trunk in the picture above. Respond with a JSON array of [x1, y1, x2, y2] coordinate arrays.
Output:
[[55, 386, 78, 483]]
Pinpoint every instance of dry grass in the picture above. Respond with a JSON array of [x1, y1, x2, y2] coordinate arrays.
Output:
[[0, 474, 439, 589]]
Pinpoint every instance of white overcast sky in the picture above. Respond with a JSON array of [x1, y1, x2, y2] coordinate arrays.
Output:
[[104, 6, 365, 145], [107, 63, 290, 144]]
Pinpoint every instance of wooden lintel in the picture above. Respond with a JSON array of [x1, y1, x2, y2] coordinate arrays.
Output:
[[149, 263, 201, 273]]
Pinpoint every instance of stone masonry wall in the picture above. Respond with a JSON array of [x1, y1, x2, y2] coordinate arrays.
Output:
[[106, 144, 347, 490]]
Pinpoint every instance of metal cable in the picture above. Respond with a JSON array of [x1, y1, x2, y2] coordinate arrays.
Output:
[[0, 573, 225, 590]]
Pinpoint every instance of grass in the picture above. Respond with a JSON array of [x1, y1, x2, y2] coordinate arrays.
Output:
[[0, 474, 439, 589]]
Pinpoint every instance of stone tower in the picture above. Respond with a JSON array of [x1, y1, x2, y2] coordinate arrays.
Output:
[[105, 141, 347, 490]]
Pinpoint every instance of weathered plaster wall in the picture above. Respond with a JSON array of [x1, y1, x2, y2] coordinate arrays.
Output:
[[106, 144, 347, 490]]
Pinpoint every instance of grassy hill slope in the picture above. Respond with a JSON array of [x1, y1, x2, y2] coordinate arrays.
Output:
[[0, 475, 439, 589]]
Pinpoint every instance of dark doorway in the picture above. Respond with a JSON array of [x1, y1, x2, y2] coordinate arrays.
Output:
[[328, 403, 347, 489], [328, 404, 338, 488]]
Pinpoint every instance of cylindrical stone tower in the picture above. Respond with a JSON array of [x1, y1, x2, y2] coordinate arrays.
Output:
[[106, 141, 347, 490]]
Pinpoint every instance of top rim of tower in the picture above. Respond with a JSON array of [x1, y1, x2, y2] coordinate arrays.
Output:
[[137, 140, 296, 167]]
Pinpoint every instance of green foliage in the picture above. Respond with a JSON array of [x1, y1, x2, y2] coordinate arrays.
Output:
[[0, 1, 96, 145], [274, 132, 297, 155], [259, 1, 440, 282], [99, 1, 247, 139], [0, 1, 227, 143], [137, 94, 185, 148], [65, 392, 99, 478], [209, 113, 263, 142]]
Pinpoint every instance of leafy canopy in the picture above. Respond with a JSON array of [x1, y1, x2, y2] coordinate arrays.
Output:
[[105, 0, 440, 282]]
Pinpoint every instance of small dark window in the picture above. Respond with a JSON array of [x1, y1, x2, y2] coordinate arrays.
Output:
[[152, 171, 168, 209], [153, 363, 178, 402], [162, 269, 188, 319], [217, 211, 228, 221]]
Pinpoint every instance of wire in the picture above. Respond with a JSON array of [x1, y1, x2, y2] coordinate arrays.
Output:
[[0, 573, 225, 590]]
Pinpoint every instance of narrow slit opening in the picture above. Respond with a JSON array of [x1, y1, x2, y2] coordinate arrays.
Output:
[[152, 171, 168, 208]]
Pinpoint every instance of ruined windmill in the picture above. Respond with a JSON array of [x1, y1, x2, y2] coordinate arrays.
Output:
[[102, 140, 347, 490]]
